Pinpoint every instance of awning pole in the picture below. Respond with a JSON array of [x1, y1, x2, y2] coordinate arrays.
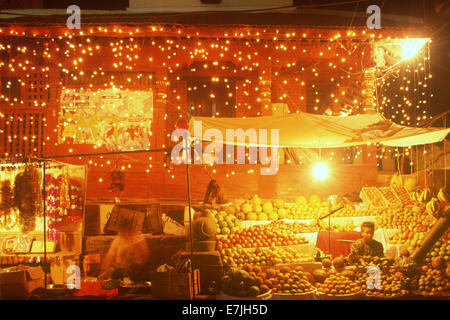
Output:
[[184, 132, 195, 300]]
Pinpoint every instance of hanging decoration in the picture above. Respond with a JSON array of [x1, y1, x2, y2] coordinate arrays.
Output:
[[67, 179, 83, 225], [0, 179, 13, 216], [44, 168, 81, 237], [109, 165, 125, 192], [45, 173, 68, 241]]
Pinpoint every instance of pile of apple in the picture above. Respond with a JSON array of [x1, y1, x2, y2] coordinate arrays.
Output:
[[386, 211, 435, 249], [220, 246, 314, 268], [375, 206, 434, 230], [216, 224, 308, 250]]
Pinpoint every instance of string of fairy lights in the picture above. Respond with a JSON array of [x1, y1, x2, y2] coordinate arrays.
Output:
[[0, 24, 434, 184]]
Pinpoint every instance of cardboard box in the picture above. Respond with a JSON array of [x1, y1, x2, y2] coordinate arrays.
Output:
[[150, 269, 200, 299], [0, 266, 45, 299]]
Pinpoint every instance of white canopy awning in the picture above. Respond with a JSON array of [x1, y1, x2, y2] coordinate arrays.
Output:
[[188, 112, 450, 148]]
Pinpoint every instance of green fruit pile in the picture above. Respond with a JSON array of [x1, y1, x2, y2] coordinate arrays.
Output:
[[424, 233, 450, 264], [209, 206, 243, 235], [220, 268, 269, 297]]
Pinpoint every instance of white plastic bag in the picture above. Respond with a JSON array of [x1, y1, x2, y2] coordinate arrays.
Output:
[[162, 213, 185, 236]]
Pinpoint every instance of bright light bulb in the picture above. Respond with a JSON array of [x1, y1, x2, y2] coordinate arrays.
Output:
[[313, 163, 329, 180], [401, 39, 427, 59]]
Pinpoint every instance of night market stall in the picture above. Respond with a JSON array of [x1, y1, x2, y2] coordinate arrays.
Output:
[[0, 1, 448, 300]]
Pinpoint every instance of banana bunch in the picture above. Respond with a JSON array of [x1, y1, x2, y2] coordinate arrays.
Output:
[[418, 188, 432, 203], [437, 187, 449, 203], [411, 190, 421, 202], [425, 197, 440, 218]]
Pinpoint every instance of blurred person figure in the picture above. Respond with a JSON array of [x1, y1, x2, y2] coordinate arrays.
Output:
[[100, 216, 150, 281]]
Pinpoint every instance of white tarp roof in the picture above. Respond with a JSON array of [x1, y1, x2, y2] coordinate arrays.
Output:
[[188, 112, 450, 148]]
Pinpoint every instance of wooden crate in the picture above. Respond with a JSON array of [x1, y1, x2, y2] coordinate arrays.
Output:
[[150, 269, 200, 299], [103, 206, 146, 234]]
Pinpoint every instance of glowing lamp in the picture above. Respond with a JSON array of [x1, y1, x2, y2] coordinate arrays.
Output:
[[401, 39, 427, 60], [313, 163, 328, 180]]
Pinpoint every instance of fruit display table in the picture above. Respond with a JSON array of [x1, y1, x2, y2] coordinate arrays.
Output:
[[316, 231, 361, 258]]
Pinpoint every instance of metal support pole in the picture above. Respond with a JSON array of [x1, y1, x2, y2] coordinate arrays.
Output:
[[42, 161, 47, 289], [184, 133, 195, 300]]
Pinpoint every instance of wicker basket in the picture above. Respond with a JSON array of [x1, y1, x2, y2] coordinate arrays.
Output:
[[216, 289, 272, 300], [272, 289, 317, 300], [316, 290, 362, 300]]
